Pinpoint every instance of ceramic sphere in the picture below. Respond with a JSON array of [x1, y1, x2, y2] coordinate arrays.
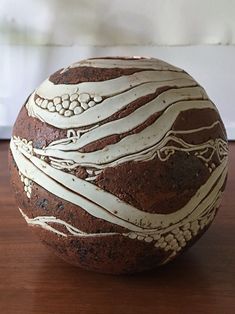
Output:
[[9, 57, 228, 274]]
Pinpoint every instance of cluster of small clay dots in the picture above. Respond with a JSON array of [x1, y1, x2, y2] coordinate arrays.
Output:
[[125, 213, 216, 256], [205, 162, 216, 173], [35, 92, 103, 117], [19, 172, 32, 198], [195, 150, 217, 173]]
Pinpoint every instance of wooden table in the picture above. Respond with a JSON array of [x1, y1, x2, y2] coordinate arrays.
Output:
[[0, 140, 234, 314]]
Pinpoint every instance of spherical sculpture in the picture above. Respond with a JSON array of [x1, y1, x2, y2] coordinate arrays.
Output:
[[9, 57, 228, 274]]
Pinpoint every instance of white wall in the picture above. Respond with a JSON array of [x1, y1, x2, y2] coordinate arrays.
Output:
[[1, 0, 235, 139], [1, 0, 235, 46]]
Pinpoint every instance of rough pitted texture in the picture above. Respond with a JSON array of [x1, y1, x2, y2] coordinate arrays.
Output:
[[9, 56, 228, 274]]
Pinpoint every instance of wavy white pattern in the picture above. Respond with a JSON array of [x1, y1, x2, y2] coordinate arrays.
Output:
[[18, 186, 221, 257], [46, 86, 208, 152], [18, 208, 118, 238], [36, 70, 192, 98], [11, 137, 228, 232], [67, 57, 184, 72], [27, 79, 197, 129], [34, 100, 216, 168]]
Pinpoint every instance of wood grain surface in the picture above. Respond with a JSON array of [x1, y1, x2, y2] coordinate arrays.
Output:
[[0, 140, 234, 314]]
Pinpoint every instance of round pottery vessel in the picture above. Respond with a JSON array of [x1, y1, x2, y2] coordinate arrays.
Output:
[[9, 57, 228, 274]]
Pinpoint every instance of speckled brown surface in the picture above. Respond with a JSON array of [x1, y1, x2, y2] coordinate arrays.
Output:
[[37, 228, 169, 274], [50, 67, 146, 84]]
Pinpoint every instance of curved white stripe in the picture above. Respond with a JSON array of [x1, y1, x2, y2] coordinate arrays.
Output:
[[35, 71, 192, 99], [67, 58, 183, 72], [27, 79, 197, 129], [19, 208, 118, 238], [35, 100, 216, 167], [11, 140, 143, 232], [11, 138, 227, 231], [19, 189, 220, 240], [47, 86, 208, 151]]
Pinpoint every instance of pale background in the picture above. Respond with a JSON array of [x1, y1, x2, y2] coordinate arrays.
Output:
[[1, 0, 235, 139]]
